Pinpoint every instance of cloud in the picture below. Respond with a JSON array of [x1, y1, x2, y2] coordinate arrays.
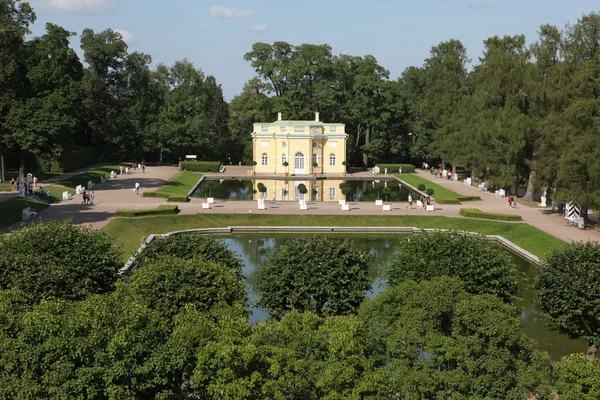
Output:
[[36, 0, 116, 14], [209, 5, 256, 18], [114, 29, 135, 43], [248, 24, 268, 33]]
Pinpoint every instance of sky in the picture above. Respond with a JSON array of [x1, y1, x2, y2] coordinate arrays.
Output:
[[28, 0, 600, 101]]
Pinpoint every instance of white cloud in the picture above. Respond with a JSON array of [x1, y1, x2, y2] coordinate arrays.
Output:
[[209, 5, 256, 19], [114, 29, 134, 43], [248, 24, 268, 33], [37, 0, 116, 14]]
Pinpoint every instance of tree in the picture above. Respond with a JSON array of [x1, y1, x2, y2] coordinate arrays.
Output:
[[553, 353, 600, 399], [0, 220, 121, 304], [534, 241, 600, 359], [384, 231, 518, 302], [256, 236, 371, 319]]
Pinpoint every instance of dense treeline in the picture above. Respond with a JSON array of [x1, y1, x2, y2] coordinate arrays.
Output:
[[2, 1, 600, 209], [2, 224, 600, 398]]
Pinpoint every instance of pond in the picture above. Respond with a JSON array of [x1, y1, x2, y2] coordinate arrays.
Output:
[[193, 178, 416, 202], [217, 233, 586, 360]]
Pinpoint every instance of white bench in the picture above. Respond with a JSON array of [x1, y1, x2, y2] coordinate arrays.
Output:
[[300, 203, 308, 210], [464, 178, 472, 186], [76, 185, 85, 194], [110, 171, 117, 179], [22, 207, 37, 221], [426, 205, 435, 212], [382, 204, 391, 211], [257, 199, 265, 210], [341, 204, 350, 211], [416, 200, 423, 208], [207, 197, 215, 204], [339, 199, 346, 206], [202, 202, 210, 209], [478, 183, 487, 191], [375, 199, 383, 206], [62, 191, 73, 201], [495, 189, 506, 198], [87, 180, 95, 190]]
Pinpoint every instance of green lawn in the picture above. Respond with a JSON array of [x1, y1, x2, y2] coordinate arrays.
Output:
[[101, 214, 566, 261], [397, 174, 465, 201], [0, 197, 50, 230], [58, 165, 122, 189], [156, 171, 203, 196]]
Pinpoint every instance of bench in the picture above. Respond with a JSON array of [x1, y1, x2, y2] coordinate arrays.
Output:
[[495, 189, 506, 198], [202, 202, 210, 209], [300, 203, 308, 210], [382, 204, 391, 211], [62, 191, 73, 201], [426, 205, 435, 212], [339, 199, 346, 206], [464, 178, 472, 186], [478, 183, 487, 192], [207, 197, 215, 204], [375, 199, 383, 206], [341, 204, 350, 211], [87, 180, 95, 190], [76, 185, 85, 194], [22, 207, 37, 221], [110, 171, 117, 179]]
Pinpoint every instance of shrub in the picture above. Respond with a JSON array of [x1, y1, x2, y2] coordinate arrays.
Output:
[[115, 205, 179, 217], [426, 188, 435, 196], [181, 161, 221, 172], [417, 184, 426, 191], [436, 199, 461, 205], [384, 231, 518, 303], [298, 183, 308, 195], [377, 163, 416, 173], [456, 196, 481, 202], [142, 192, 171, 198], [167, 195, 189, 202], [459, 208, 522, 221]]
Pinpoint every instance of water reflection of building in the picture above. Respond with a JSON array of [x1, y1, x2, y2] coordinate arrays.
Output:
[[252, 179, 346, 202], [252, 112, 348, 175]]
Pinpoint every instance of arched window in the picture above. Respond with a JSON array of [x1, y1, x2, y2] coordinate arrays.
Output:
[[261, 153, 268, 166], [281, 153, 287, 166], [312, 153, 318, 166], [329, 153, 336, 166]]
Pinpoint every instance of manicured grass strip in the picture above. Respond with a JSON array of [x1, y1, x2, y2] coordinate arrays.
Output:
[[114, 205, 179, 217], [156, 171, 203, 196], [58, 165, 122, 189], [459, 208, 523, 221], [397, 174, 464, 202], [142, 192, 171, 198], [181, 161, 221, 172], [39, 184, 77, 203], [0, 197, 50, 230], [0, 183, 11, 192], [101, 214, 565, 261]]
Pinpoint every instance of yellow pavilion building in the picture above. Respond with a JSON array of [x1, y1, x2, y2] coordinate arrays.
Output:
[[251, 112, 348, 175]]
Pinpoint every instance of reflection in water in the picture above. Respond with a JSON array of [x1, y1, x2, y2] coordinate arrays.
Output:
[[217, 233, 586, 360]]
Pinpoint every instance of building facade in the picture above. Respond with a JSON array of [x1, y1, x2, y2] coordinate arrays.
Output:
[[252, 112, 348, 175]]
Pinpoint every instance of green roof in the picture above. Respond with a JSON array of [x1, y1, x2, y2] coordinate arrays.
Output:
[[254, 120, 344, 127]]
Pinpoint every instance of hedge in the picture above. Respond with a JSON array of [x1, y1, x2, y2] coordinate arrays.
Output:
[[459, 208, 523, 221], [167, 195, 190, 203], [181, 161, 221, 172], [377, 163, 416, 173], [142, 192, 171, 198], [115, 205, 179, 217], [436, 199, 462, 205], [456, 196, 482, 202]]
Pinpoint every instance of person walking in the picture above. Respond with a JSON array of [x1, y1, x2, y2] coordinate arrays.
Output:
[[407, 194, 413, 209], [33, 176, 38, 187], [272, 193, 276, 205], [10, 177, 15, 191], [135, 182, 140, 195]]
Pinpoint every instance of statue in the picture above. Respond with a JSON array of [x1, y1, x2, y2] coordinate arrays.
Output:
[[539, 187, 547, 207], [18, 175, 26, 197]]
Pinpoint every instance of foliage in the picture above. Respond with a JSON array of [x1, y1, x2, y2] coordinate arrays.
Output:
[[181, 161, 222, 172], [141, 191, 171, 198], [256, 182, 267, 194], [297, 183, 308, 195], [166, 195, 189, 202], [256, 236, 371, 319], [553, 353, 600, 399], [426, 187, 434, 196], [460, 208, 523, 221], [436, 198, 461, 204], [417, 183, 426, 191], [376, 163, 416, 173], [534, 242, 600, 354], [384, 231, 518, 302], [114, 205, 179, 217], [456, 195, 481, 201], [0, 220, 121, 303]]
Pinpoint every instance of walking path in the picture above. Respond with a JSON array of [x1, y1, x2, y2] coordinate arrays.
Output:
[[2, 164, 599, 244]]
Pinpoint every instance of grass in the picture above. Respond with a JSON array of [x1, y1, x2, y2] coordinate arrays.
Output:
[[156, 171, 203, 196], [101, 214, 566, 262], [58, 165, 122, 189], [115, 205, 179, 217], [517, 198, 542, 208], [397, 174, 468, 202], [0, 197, 50, 230], [459, 208, 523, 221]]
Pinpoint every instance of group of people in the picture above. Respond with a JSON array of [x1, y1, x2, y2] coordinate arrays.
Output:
[[407, 194, 432, 209], [81, 190, 95, 205], [430, 167, 453, 180], [9, 176, 38, 195]]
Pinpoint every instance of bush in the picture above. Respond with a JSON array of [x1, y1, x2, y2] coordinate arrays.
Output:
[[115, 205, 179, 217], [167, 195, 189, 202], [142, 192, 171, 198], [384, 231, 518, 303], [459, 208, 522, 221], [426, 188, 435, 196], [417, 184, 426, 191], [456, 196, 481, 202], [436, 199, 461, 205], [181, 161, 221, 172], [0, 220, 121, 304], [377, 163, 416, 173]]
